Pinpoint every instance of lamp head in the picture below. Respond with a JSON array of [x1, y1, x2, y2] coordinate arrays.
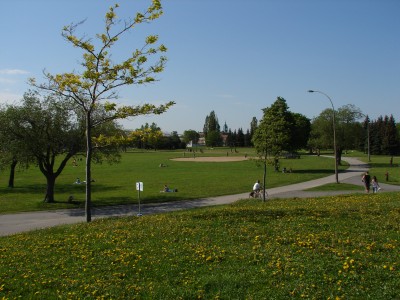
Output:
[[308, 90, 315, 93]]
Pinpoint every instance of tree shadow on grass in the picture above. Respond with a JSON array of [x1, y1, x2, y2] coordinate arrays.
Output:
[[370, 163, 396, 168], [56, 183, 123, 193], [288, 169, 335, 175], [1, 184, 46, 195], [143, 194, 197, 203]]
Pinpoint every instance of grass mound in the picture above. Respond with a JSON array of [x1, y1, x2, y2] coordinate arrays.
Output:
[[1, 192, 399, 299]]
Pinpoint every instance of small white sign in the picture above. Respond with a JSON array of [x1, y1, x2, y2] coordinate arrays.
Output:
[[136, 182, 143, 191]]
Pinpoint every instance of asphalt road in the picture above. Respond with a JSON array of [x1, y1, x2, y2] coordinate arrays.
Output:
[[1, 157, 399, 237]]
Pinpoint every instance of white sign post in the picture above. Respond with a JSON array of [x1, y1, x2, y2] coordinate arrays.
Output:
[[136, 182, 143, 216]]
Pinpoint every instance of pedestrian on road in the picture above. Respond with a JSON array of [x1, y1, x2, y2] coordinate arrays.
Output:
[[372, 176, 380, 193], [362, 171, 371, 193]]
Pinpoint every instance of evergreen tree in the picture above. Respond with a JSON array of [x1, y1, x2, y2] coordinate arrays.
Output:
[[249, 117, 258, 146], [203, 111, 221, 147]]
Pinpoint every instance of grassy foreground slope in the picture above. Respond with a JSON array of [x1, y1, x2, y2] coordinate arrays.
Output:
[[1, 193, 399, 299]]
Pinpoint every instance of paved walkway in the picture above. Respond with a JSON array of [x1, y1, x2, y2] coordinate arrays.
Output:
[[1, 157, 399, 237]]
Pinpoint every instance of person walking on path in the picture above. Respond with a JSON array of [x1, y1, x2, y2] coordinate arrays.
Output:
[[372, 176, 380, 193], [362, 171, 371, 193]]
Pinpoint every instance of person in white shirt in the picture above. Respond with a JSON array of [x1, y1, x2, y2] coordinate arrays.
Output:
[[253, 180, 261, 192]]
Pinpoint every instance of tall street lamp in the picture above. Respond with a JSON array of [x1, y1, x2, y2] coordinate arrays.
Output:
[[308, 90, 339, 183]]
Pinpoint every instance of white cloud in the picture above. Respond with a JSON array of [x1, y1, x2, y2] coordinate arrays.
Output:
[[0, 69, 29, 75]]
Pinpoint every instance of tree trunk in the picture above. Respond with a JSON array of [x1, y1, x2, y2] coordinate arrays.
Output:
[[262, 159, 267, 202], [8, 159, 18, 188], [85, 112, 92, 222], [44, 175, 56, 203]]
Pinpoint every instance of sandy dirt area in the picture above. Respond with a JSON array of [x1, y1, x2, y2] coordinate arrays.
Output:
[[171, 156, 249, 162]]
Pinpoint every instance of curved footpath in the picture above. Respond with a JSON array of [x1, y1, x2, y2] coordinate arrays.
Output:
[[1, 157, 400, 237]]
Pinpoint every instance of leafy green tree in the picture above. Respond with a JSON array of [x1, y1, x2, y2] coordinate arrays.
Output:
[[205, 131, 222, 147], [309, 109, 333, 152], [0, 106, 34, 188], [30, 1, 174, 221], [182, 130, 200, 145], [0, 92, 86, 202], [162, 131, 184, 149], [91, 121, 127, 162], [310, 104, 363, 164], [128, 126, 163, 150], [289, 113, 311, 152], [252, 97, 293, 201], [336, 104, 363, 156]]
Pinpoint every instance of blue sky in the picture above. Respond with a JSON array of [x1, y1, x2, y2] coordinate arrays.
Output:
[[1, 0, 399, 133]]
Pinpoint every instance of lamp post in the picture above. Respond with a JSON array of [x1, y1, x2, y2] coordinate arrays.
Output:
[[308, 90, 339, 183]]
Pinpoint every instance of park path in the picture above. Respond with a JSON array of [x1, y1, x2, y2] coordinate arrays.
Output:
[[1, 157, 399, 237]]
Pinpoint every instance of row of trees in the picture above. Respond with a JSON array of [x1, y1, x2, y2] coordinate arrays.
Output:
[[198, 101, 399, 161], [365, 115, 398, 156], [199, 104, 310, 151], [198, 111, 257, 148], [309, 105, 400, 160]]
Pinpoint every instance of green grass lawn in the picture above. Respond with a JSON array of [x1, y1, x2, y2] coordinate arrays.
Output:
[[361, 154, 400, 185], [0, 148, 348, 213], [1, 149, 399, 214], [1, 192, 399, 299]]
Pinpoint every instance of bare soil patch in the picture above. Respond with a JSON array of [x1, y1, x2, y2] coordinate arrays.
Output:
[[171, 156, 248, 162]]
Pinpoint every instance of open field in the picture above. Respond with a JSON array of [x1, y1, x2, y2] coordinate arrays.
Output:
[[1, 148, 399, 214], [0, 148, 350, 213], [1, 193, 399, 299]]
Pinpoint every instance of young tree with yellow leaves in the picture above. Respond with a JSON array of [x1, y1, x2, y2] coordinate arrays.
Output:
[[30, 0, 174, 222]]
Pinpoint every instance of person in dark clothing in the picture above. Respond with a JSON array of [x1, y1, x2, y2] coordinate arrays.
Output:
[[362, 171, 371, 193]]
